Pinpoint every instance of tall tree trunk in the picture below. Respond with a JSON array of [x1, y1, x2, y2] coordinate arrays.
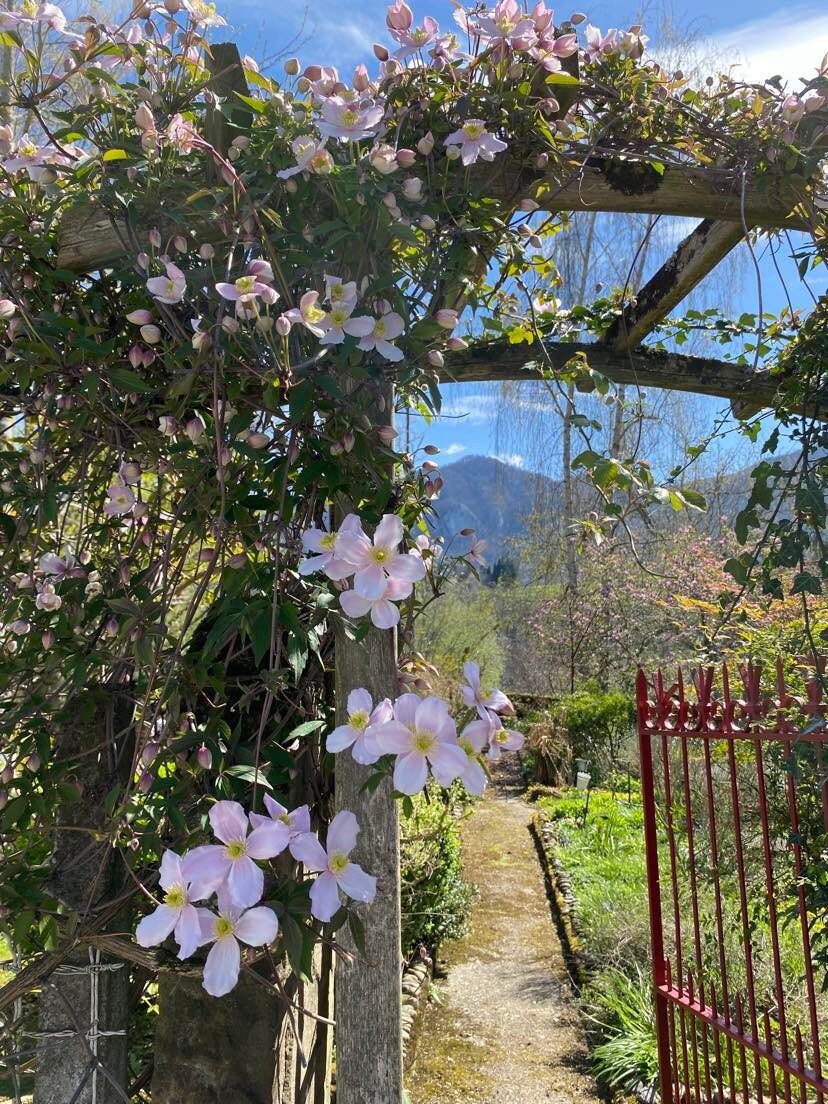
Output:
[[34, 686, 133, 1104]]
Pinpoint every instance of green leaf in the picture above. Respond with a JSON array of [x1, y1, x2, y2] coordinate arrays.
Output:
[[223, 764, 273, 790], [290, 719, 325, 739], [108, 367, 154, 393], [544, 72, 580, 86], [102, 149, 129, 162]]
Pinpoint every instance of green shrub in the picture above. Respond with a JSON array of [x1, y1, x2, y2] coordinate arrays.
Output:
[[400, 785, 476, 956], [585, 966, 659, 1096]]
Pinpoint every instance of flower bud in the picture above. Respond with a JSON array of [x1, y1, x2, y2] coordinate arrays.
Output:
[[148, 227, 162, 248], [26, 753, 41, 772], [276, 315, 291, 336], [427, 349, 444, 368], [519, 197, 540, 212], [373, 43, 389, 61], [435, 309, 458, 329], [105, 617, 119, 636], [42, 629, 55, 649], [158, 415, 178, 436], [138, 769, 153, 794], [140, 323, 162, 344], [447, 336, 467, 351], [446, 145, 461, 161], [424, 444, 440, 455], [196, 743, 213, 769], [127, 308, 153, 325], [10, 618, 29, 635], [536, 152, 549, 169], [422, 459, 438, 472], [0, 793, 6, 812], [284, 57, 300, 75], [0, 299, 16, 319], [353, 63, 370, 91], [419, 213, 436, 230], [173, 234, 188, 253], [184, 415, 205, 443], [198, 242, 215, 260], [417, 131, 434, 155], [396, 148, 417, 168], [141, 740, 159, 766], [228, 552, 248, 569], [377, 425, 398, 444]]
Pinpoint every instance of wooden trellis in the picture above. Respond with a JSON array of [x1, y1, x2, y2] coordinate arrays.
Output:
[[29, 39, 826, 1104]]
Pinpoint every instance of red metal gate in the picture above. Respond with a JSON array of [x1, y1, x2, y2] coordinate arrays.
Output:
[[636, 661, 828, 1104]]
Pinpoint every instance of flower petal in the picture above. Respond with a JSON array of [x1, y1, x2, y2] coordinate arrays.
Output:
[[354, 562, 387, 600], [371, 599, 400, 629], [309, 871, 342, 923], [226, 855, 264, 908], [340, 589, 372, 619], [326, 723, 357, 754], [327, 810, 359, 856], [181, 845, 228, 898], [234, 906, 279, 947], [374, 514, 403, 550], [209, 800, 249, 844], [174, 904, 202, 959], [387, 552, 426, 583], [158, 849, 184, 891], [414, 695, 450, 736], [247, 822, 290, 860], [428, 742, 468, 788], [371, 719, 413, 755], [290, 831, 328, 872], [338, 862, 377, 904], [136, 904, 178, 947], [202, 935, 241, 997], [393, 751, 429, 795], [347, 688, 373, 716], [263, 794, 288, 821]]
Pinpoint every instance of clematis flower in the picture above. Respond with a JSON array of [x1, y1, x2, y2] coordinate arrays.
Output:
[[475, 0, 537, 54], [356, 311, 405, 361], [336, 513, 426, 599], [461, 660, 513, 717], [215, 273, 271, 305], [2, 134, 50, 179], [281, 291, 328, 337], [291, 810, 376, 923], [146, 262, 186, 304], [327, 690, 393, 764], [339, 575, 413, 629], [135, 850, 202, 959], [104, 481, 135, 517], [196, 888, 278, 997], [248, 796, 311, 861], [456, 718, 491, 795], [277, 135, 331, 179], [390, 11, 440, 58], [166, 113, 200, 155], [375, 693, 467, 794], [183, 0, 227, 27], [181, 800, 289, 908], [485, 711, 525, 762], [35, 583, 61, 612], [38, 552, 78, 578], [319, 304, 375, 346], [299, 512, 363, 579], [316, 97, 385, 142], [323, 274, 358, 310], [444, 120, 508, 166], [584, 23, 617, 61]]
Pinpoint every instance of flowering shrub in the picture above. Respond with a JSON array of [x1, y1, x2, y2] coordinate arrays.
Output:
[[0, 0, 823, 1036]]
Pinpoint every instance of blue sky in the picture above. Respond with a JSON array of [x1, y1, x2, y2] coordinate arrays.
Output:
[[223, 0, 826, 477]]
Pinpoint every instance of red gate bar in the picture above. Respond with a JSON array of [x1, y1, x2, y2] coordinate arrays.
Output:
[[637, 660, 828, 1104]]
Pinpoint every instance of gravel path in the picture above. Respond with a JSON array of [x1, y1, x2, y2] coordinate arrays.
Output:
[[406, 763, 602, 1104]]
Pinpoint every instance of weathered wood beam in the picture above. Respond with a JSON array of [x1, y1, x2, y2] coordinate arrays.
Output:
[[604, 218, 747, 351], [502, 163, 807, 230], [56, 161, 808, 273], [441, 338, 827, 419]]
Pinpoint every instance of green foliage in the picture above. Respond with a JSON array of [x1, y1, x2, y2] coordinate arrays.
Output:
[[414, 579, 504, 690], [526, 690, 635, 785], [586, 966, 659, 1096], [400, 786, 476, 956]]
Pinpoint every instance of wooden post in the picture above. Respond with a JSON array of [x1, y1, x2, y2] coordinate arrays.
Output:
[[333, 379, 403, 1104]]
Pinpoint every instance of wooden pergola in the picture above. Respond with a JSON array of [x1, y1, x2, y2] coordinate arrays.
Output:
[[41, 43, 826, 1104]]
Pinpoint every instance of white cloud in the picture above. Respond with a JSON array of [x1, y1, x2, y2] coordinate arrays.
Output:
[[711, 5, 828, 88], [491, 452, 525, 468], [443, 443, 467, 456]]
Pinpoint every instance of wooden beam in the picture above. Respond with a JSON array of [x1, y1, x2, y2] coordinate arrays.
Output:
[[56, 159, 808, 273], [604, 219, 747, 351], [498, 162, 807, 230], [441, 338, 826, 418]]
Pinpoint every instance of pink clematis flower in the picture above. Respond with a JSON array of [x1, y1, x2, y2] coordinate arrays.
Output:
[[181, 800, 289, 908], [376, 693, 467, 794], [2, 134, 51, 180], [299, 513, 363, 580], [444, 120, 508, 166], [281, 291, 327, 337], [291, 810, 376, 923], [584, 24, 617, 62], [104, 482, 135, 517], [476, 0, 537, 54], [146, 262, 186, 304], [356, 311, 406, 362], [248, 796, 311, 861], [336, 513, 426, 600], [215, 273, 271, 305], [461, 660, 514, 717], [485, 711, 525, 762], [166, 113, 200, 155], [317, 97, 385, 142], [327, 690, 393, 764], [390, 12, 440, 59], [456, 718, 491, 796], [196, 888, 278, 997], [277, 135, 332, 179], [339, 575, 413, 629], [38, 551, 79, 578], [323, 274, 358, 310], [136, 850, 202, 959]]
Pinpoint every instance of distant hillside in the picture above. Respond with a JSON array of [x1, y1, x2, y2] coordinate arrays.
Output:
[[428, 451, 799, 566]]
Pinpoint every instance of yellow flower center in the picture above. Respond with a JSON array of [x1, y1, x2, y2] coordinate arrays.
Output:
[[304, 303, 326, 323], [331, 285, 345, 302], [278, 813, 292, 825], [236, 275, 256, 295], [371, 547, 388, 563], [350, 709, 370, 731], [464, 123, 484, 139], [458, 738, 474, 758], [494, 729, 507, 745], [215, 915, 235, 938], [411, 27, 428, 43], [320, 532, 337, 551], [225, 839, 247, 859], [164, 884, 186, 908], [330, 307, 349, 326], [412, 728, 435, 754], [329, 851, 348, 875], [20, 139, 37, 158], [374, 319, 387, 338], [341, 110, 360, 128]]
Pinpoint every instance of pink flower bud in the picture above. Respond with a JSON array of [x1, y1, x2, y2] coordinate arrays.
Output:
[[228, 552, 248, 569], [158, 415, 178, 436], [342, 430, 355, 452], [459, 528, 475, 536], [196, 743, 213, 769], [127, 308, 153, 325], [419, 213, 436, 230], [141, 741, 159, 766], [0, 765, 11, 784], [396, 148, 417, 168], [138, 769, 153, 793], [184, 415, 205, 443], [105, 617, 119, 636], [247, 432, 269, 449], [140, 323, 162, 344], [431, 476, 443, 493], [173, 234, 188, 252], [148, 228, 162, 248], [417, 131, 435, 156], [424, 444, 440, 455], [536, 152, 549, 169], [284, 57, 300, 75], [26, 753, 41, 772], [41, 629, 55, 649], [427, 349, 444, 368], [447, 336, 467, 351], [135, 103, 155, 131], [353, 63, 370, 91], [0, 298, 16, 319], [373, 42, 389, 61], [422, 459, 438, 472], [198, 242, 215, 260], [0, 793, 6, 812], [137, 252, 149, 270], [128, 344, 143, 368], [519, 198, 540, 212], [435, 309, 458, 329], [276, 315, 291, 337]]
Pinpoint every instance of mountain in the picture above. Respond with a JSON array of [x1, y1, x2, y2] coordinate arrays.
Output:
[[428, 455, 561, 564]]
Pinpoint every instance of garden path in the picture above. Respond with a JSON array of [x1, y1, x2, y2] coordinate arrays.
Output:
[[407, 761, 601, 1103]]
